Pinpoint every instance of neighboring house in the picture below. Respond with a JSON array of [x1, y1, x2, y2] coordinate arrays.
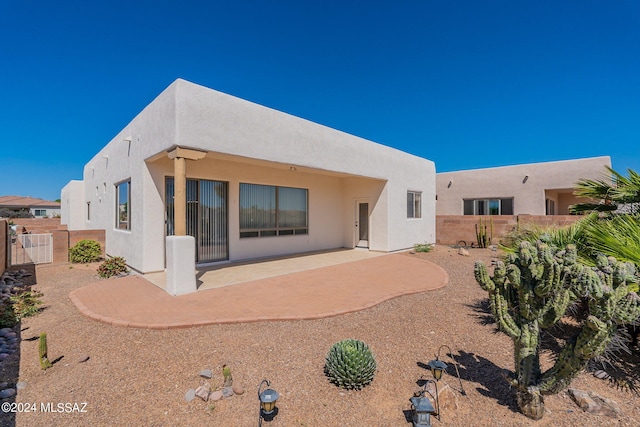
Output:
[[0, 196, 61, 218], [436, 157, 611, 216], [61, 79, 435, 294]]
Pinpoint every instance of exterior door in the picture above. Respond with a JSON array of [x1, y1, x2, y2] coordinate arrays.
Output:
[[356, 201, 369, 248], [166, 177, 229, 262]]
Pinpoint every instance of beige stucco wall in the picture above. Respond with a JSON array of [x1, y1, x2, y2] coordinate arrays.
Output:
[[436, 156, 611, 215], [62, 79, 436, 273]]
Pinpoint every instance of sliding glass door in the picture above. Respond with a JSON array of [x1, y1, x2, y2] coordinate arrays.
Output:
[[165, 177, 228, 262]]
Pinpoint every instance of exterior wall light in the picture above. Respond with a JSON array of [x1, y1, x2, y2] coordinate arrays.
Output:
[[258, 379, 279, 426]]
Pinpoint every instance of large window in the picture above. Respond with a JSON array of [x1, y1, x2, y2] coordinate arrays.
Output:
[[463, 198, 513, 215], [116, 180, 131, 230], [407, 191, 422, 218], [239, 183, 308, 238]]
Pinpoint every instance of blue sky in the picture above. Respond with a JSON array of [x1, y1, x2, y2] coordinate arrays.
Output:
[[1, 1, 639, 201]]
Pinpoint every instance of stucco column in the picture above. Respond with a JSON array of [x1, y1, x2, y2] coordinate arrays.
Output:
[[167, 147, 207, 236], [165, 147, 207, 296], [173, 156, 187, 236]]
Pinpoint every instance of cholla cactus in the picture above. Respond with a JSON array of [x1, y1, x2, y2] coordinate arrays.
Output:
[[325, 339, 377, 390], [474, 241, 640, 420]]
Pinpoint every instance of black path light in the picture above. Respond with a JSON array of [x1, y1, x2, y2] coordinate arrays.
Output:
[[258, 379, 279, 426], [409, 380, 439, 427], [427, 344, 465, 395], [411, 344, 466, 425]]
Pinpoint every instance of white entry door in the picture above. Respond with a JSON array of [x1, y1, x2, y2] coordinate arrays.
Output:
[[355, 201, 369, 248]]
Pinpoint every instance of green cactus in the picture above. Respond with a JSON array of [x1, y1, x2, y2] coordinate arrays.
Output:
[[474, 241, 640, 420], [222, 364, 233, 388], [475, 217, 493, 248], [39, 332, 52, 370], [325, 339, 377, 390]]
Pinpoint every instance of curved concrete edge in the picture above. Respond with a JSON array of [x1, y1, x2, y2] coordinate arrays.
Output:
[[69, 256, 450, 329]]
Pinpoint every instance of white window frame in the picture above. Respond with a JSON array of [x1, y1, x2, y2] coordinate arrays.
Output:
[[116, 180, 131, 231], [407, 191, 422, 219]]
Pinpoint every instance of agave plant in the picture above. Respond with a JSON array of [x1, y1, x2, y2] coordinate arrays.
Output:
[[325, 339, 377, 390]]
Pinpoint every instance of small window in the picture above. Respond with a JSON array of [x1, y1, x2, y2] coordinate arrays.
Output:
[[463, 198, 514, 215], [407, 191, 422, 218], [116, 180, 131, 230], [34, 209, 47, 217], [87, 202, 91, 221]]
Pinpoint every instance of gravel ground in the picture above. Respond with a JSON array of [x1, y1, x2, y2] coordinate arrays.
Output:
[[2, 245, 639, 426]]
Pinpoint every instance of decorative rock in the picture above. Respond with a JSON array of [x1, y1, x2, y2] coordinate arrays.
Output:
[[195, 385, 211, 401], [78, 356, 90, 363], [0, 389, 16, 399], [0, 353, 9, 361], [0, 329, 12, 337], [568, 388, 621, 417], [199, 369, 213, 379], [0, 382, 7, 389], [232, 384, 245, 395], [425, 382, 460, 412], [222, 386, 234, 398], [209, 390, 224, 401], [458, 247, 470, 257], [593, 370, 610, 380], [184, 389, 196, 402]]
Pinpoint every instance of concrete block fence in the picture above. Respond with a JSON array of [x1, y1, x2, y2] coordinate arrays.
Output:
[[436, 215, 582, 246]]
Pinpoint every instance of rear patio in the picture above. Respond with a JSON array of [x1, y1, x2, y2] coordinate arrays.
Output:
[[69, 250, 448, 328]]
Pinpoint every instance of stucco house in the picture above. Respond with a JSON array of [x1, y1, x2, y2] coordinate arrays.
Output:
[[436, 156, 611, 216], [61, 79, 435, 294], [0, 196, 61, 218]]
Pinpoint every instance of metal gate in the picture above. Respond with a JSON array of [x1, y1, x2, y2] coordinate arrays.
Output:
[[10, 233, 53, 265]]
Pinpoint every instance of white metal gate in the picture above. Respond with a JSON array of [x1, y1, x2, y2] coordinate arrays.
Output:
[[10, 233, 53, 265]]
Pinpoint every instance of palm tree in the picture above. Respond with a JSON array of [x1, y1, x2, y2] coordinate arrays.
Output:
[[570, 166, 640, 214]]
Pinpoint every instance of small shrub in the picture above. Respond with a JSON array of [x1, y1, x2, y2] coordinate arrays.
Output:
[[325, 339, 377, 390], [413, 242, 433, 253], [0, 302, 17, 329], [10, 290, 44, 320], [97, 257, 129, 278], [69, 239, 102, 263]]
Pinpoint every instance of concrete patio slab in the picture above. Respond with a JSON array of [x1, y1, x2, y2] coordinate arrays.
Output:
[[69, 253, 448, 329]]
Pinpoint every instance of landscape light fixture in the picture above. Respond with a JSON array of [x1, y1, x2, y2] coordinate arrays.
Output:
[[258, 379, 279, 426], [428, 344, 466, 395], [409, 380, 438, 427]]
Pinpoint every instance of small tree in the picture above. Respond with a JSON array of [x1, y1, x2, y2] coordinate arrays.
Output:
[[474, 241, 640, 420]]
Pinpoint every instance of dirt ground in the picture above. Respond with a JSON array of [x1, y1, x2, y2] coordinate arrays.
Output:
[[1, 246, 639, 426]]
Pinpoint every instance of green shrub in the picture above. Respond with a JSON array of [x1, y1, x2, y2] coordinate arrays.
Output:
[[0, 302, 17, 328], [97, 256, 129, 278], [9, 290, 44, 320], [69, 239, 102, 263], [413, 242, 434, 253], [325, 339, 377, 390]]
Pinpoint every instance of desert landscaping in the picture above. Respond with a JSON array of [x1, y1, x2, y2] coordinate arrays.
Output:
[[0, 245, 638, 426]]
